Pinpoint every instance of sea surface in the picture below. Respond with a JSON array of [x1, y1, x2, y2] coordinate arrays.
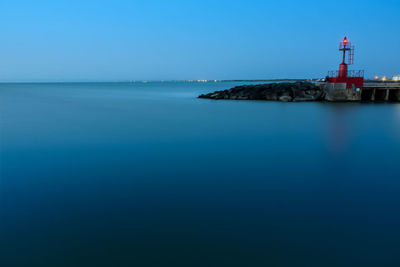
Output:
[[1, 82, 400, 266]]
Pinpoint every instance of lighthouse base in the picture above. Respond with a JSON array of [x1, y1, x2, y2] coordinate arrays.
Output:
[[324, 82, 361, 101]]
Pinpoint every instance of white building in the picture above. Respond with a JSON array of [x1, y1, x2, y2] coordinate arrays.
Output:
[[393, 75, 400, 81]]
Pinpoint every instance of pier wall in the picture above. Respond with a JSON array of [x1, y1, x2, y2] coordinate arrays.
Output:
[[323, 82, 400, 102], [360, 83, 400, 102]]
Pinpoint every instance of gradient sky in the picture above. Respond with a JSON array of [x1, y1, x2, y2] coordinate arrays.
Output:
[[0, 0, 399, 81]]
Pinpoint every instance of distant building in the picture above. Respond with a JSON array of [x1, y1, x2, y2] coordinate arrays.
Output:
[[392, 75, 400, 81]]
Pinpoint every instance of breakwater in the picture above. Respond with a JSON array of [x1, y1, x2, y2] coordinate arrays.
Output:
[[199, 82, 324, 102], [199, 81, 400, 102]]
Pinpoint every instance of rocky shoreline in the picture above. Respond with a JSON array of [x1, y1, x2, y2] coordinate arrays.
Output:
[[198, 82, 324, 102]]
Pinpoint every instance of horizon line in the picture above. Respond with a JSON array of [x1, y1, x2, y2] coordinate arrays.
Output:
[[0, 78, 320, 84]]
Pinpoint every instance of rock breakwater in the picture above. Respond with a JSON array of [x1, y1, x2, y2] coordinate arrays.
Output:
[[199, 82, 324, 102]]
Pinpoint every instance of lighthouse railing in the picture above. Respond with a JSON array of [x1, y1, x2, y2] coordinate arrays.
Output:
[[327, 70, 364, 78]]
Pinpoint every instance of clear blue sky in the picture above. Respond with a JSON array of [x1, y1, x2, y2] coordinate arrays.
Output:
[[0, 0, 399, 81]]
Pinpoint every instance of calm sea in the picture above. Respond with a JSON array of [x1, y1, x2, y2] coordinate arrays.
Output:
[[1, 82, 400, 266]]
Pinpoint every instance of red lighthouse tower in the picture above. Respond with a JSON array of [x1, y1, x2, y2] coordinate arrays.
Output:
[[327, 37, 364, 89], [339, 37, 351, 78]]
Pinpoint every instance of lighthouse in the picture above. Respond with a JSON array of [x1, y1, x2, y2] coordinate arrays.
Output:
[[325, 37, 364, 101]]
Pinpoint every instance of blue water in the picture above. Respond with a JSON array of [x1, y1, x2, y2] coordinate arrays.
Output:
[[1, 82, 400, 266]]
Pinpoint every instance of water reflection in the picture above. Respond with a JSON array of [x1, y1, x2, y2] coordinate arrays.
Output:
[[325, 105, 353, 155]]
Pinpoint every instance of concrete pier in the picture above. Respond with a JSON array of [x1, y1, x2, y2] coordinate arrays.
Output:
[[361, 82, 400, 102], [320, 81, 400, 102]]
